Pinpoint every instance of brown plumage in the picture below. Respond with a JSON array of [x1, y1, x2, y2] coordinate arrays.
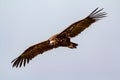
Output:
[[11, 8, 107, 68]]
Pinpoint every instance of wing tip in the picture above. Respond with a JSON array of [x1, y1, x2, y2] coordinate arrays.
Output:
[[11, 57, 30, 68], [88, 7, 107, 20]]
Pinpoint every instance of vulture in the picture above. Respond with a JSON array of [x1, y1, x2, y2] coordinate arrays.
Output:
[[11, 8, 107, 68]]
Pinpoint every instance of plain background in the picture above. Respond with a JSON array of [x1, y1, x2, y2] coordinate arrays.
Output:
[[0, 0, 120, 80]]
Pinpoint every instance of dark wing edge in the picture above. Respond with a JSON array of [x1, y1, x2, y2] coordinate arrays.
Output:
[[11, 40, 55, 68], [58, 8, 107, 38]]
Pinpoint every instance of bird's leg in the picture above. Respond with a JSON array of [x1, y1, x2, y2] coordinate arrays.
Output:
[[68, 42, 78, 49]]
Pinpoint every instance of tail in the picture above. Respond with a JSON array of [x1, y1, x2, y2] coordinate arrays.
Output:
[[68, 42, 78, 49]]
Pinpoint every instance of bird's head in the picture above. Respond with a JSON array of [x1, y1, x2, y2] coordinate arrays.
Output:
[[49, 34, 59, 45], [49, 40, 56, 45]]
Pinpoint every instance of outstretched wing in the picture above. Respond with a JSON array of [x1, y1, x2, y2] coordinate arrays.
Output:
[[11, 40, 57, 68], [58, 8, 107, 38]]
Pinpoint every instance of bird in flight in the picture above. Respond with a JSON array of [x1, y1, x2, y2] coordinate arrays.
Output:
[[11, 8, 107, 68]]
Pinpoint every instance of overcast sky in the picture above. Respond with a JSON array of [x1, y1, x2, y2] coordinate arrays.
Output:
[[0, 0, 120, 80]]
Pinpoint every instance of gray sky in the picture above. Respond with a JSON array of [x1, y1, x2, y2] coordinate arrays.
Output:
[[0, 0, 120, 80]]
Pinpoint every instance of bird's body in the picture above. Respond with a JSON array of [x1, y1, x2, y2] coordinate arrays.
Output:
[[49, 34, 78, 48], [11, 8, 107, 68]]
